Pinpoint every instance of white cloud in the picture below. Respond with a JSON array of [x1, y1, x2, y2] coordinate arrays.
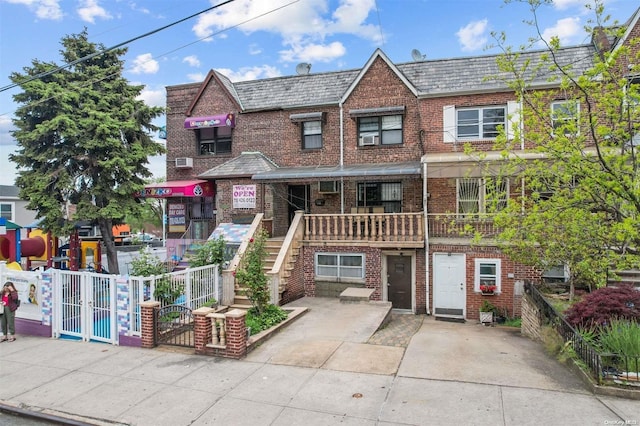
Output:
[[248, 44, 262, 55], [187, 72, 206, 82], [214, 65, 282, 82], [137, 87, 165, 108], [5, 0, 63, 20], [192, 0, 379, 63], [182, 55, 201, 67], [280, 41, 346, 63], [541, 17, 581, 45], [77, 0, 111, 24], [552, 0, 584, 10], [0, 114, 16, 146], [456, 19, 489, 52], [130, 53, 159, 75]]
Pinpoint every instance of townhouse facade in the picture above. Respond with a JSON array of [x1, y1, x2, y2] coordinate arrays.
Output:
[[152, 7, 640, 320]]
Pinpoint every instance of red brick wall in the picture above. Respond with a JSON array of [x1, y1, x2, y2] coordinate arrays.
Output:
[[429, 244, 538, 319], [303, 245, 383, 299]]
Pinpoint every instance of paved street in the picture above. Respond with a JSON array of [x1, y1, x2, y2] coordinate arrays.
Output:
[[0, 297, 638, 425]]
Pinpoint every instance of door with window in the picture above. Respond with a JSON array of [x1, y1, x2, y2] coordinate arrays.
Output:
[[288, 185, 310, 224], [387, 255, 412, 310], [433, 253, 466, 319]]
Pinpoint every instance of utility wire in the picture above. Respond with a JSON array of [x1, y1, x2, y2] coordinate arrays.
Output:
[[0, 0, 301, 118], [0, 0, 236, 93]]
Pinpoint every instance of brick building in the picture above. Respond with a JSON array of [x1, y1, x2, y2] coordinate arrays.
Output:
[[152, 7, 640, 320]]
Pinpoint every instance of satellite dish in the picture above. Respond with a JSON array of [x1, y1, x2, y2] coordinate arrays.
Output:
[[411, 49, 426, 61], [296, 62, 311, 75]]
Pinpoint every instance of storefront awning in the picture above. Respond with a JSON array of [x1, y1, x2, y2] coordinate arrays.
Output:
[[135, 180, 214, 198], [184, 113, 235, 129], [252, 162, 421, 180]]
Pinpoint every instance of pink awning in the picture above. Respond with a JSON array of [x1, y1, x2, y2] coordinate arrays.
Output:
[[136, 180, 214, 198]]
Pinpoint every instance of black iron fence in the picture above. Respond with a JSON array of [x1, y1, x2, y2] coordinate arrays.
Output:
[[525, 282, 640, 387], [525, 282, 604, 381]]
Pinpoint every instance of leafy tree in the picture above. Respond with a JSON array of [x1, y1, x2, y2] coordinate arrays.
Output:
[[126, 177, 165, 235], [9, 29, 164, 274], [482, 0, 640, 294]]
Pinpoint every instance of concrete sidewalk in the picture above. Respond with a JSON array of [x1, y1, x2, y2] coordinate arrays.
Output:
[[0, 297, 638, 425]]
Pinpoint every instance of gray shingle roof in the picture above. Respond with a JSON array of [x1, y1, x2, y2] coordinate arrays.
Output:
[[173, 45, 598, 113], [198, 152, 278, 179]]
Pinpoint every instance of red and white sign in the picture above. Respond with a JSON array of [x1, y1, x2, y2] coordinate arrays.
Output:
[[233, 185, 256, 209]]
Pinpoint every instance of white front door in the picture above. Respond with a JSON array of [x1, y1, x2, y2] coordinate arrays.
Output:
[[433, 253, 466, 319]]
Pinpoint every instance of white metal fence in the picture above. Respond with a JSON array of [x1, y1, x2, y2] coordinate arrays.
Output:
[[0, 261, 220, 345], [127, 264, 220, 336], [51, 269, 118, 344]]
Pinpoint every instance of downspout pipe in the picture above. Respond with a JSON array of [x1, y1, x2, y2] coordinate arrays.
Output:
[[422, 158, 431, 315], [339, 101, 345, 214]]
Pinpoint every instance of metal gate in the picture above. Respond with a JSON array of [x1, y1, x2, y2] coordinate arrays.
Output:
[[155, 305, 194, 347], [51, 270, 117, 344]]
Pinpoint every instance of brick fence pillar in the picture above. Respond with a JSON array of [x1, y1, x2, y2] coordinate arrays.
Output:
[[140, 301, 160, 349], [225, 309, 247, 359], [193, 307, 215, 355]]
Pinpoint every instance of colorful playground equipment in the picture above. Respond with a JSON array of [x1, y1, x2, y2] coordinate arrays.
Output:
[[0, 218, 102, 271]]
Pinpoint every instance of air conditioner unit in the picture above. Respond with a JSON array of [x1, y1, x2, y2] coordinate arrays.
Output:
[[359, 134, 378, 146], [318, 180, 339, 194], [175, 157, 193, 169]]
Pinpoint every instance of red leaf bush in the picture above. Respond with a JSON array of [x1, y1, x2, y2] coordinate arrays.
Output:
[[564, 285, 640, 329]]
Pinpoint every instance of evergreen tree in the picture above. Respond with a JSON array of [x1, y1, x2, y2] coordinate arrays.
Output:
[[9, 29, 165, 274]]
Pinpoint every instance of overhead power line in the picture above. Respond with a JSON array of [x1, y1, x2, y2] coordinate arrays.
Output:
[[0, 0, 236, 93]]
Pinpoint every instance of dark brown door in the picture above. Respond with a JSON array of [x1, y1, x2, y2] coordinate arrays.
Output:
[[387, 255, 412, 309]]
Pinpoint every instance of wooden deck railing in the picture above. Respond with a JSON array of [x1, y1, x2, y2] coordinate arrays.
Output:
[[427, 213, 500, 239], [304, 212, 424, 243]]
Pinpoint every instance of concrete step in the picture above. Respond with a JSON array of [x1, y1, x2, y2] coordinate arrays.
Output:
[[339, 287, 375, 303]]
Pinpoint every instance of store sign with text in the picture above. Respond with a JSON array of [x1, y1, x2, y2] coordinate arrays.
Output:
[[168, 203, 186, 233], [233, 185, 256, 209]]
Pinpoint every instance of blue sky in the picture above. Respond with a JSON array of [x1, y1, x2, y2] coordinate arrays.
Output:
[[0, 0, 638, 186]]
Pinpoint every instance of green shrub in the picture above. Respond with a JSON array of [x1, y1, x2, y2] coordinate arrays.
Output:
[[129, 249, 167, 276], [189, 236, 226, 267], [235, 230, 270, 314], [597, 319, 640, 356], [245, 304, 288, 335]]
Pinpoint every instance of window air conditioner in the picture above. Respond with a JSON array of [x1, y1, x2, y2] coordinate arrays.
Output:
[[360, 134, 378, 146], [175, 157, 193, 169], [318, 180, 339, 194]]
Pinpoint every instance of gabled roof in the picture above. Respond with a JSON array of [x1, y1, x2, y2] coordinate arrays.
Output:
[[610, 6, 640, 54], [340, 48, 418, 103], [186, 70, 243, 116], [0, 185, 19, 198], [174, 44, 598, 113], [198, 152, 278, 179]]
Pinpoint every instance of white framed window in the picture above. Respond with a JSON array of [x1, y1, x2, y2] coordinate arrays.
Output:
[[443, 102, 519, 143], [457, 178, 509, 216], [0, 202, 14, 221], [302, 120, 322, 149], [315, 253, 365, 280], [474, 258, 501, 293], [551, 100, 579, 136], [456, 106, 506, 139]]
